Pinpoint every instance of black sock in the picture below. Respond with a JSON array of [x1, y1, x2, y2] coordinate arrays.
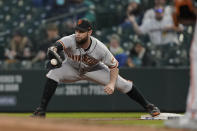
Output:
[[126, 85, 150, 109], [40, 78, 58, 111]]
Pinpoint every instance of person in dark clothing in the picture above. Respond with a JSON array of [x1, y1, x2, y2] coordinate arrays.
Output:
[[32, 24, 60, 63], [127, 42, 155, 67]]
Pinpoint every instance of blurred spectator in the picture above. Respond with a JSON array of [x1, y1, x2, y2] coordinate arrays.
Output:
[[129, 6, 183, 46], [127, 42, 155, 67], [108, 34, 127, 67], [142, 0, 172, 24], [5, 30, 33, 61], [120, 0, 142, 29], [60, 19, 76, 36], [32, 23, 60, 63], [109, 34, 124, 55], [129, 6, 184, 66]]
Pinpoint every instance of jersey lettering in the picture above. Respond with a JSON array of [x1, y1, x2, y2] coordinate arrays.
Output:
[[82, 54, 99, 66], [67, 53, 99, 66]]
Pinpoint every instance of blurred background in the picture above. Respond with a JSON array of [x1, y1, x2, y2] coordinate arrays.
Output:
[[0, 0, 193, 112]]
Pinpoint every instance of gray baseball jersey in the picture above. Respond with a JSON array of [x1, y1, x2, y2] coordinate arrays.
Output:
[[47, 34, 132, 93]]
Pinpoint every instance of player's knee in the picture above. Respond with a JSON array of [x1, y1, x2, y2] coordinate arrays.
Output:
[[116, 80, 133, 94], [46, 72, 60, 83]]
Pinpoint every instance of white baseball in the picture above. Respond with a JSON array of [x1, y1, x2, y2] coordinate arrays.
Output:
[[51, 59, 57, 65]]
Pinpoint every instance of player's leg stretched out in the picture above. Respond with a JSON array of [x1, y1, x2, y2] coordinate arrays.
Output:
[[32, 78, 160, 118], [32, 65, 160, 118], [31, 78, 57, 117], [126, 85, 160, 117], [83, 64, 160, 117]]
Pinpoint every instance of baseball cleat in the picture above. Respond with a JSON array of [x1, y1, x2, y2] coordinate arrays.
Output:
[[146, 104, 160, 117], [30, 107, 46, 118]]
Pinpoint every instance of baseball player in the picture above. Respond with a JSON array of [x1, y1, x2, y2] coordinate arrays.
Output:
[[165, 0, 197, 129], [31, 19, 160, 118]]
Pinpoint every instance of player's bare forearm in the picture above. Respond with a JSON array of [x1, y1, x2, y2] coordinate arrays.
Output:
[[104, 67, 119, 95], [109, 67, 119, 86]]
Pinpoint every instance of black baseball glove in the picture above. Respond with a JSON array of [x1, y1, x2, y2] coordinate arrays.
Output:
[[46, 46, 65, 69]]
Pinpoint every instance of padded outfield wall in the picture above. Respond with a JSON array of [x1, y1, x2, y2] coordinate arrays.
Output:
[[0, 68, 189, 112]]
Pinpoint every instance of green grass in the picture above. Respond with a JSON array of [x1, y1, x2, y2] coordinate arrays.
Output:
[[0, 112, 164, 127], [47, 112, 146, 118], [0, 112, 146, 118]]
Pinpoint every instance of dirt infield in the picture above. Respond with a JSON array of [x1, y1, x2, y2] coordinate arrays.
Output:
[[0, 117, 187, 131]]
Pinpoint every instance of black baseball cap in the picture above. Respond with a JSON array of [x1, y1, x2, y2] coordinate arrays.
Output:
[[75, 19, 92, 32]]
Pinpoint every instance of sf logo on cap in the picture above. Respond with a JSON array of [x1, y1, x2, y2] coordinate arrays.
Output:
[[78, 20, 83, 25]]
